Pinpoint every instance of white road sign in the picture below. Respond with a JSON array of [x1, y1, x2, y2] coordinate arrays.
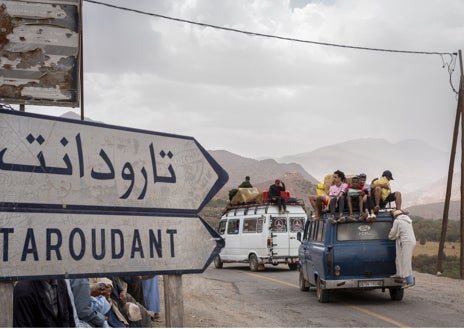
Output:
[[0, 109, 228, 213], [0, 211, 224, 280]]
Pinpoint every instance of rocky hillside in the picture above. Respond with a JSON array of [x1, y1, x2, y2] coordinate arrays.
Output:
[[208, 149, 318, 201], [201, 151, 318, 224], [403, 172, 460, 207], [406, 201, 460, 221], [209, 150, 318, 187]]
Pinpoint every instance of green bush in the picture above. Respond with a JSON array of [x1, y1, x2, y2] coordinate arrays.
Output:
[[413, 254, 461, 279], [412, 217, 460, 242]]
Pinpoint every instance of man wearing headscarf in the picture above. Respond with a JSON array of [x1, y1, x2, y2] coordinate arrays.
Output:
[[388, 209, 416, 287]]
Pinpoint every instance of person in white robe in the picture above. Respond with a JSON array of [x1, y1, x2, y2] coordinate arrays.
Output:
[[389, 209, 416, 286]]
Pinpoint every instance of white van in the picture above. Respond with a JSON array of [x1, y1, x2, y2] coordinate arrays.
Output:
[[214, 200, 307, 271]]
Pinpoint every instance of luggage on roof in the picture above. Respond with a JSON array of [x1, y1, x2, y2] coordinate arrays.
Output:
[[230, 187, 262, 205]]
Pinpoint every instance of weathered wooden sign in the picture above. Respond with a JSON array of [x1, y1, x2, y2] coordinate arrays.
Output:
[[0, 0, 81, 107]]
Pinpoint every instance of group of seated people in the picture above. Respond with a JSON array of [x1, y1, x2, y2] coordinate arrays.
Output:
[[13, 276, 160, 328], [309, 169, 404, 224]]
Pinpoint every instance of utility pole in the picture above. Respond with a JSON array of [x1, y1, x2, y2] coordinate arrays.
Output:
[[460, 49, 464, 279], [437, 49, 463, 278], [79, 0, 84, 121]]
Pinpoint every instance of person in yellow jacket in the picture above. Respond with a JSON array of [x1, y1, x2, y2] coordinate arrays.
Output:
[[371, 170, 403, 213]]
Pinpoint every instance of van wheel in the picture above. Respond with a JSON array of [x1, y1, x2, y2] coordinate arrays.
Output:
[[316, 277, 329, 303], [299, 270, 309, 291], [214, 255, 223, 269], [249, 254, 259, 272], [288, 263, 298, 271], [389, 288, 404, 301]]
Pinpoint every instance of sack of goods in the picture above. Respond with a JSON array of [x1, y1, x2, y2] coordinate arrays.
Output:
[[316, 182, 326, 196], [230, 188, 262, 205]]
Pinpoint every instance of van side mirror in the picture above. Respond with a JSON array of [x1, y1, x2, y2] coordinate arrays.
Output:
[[297, 231, 302, 242]]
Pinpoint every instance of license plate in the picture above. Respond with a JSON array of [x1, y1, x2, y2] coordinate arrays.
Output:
[[358, 280, 383, 288]]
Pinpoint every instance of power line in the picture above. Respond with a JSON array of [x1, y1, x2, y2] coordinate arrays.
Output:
[[84, 0, 456, 57], [83, 0, 459, 93]]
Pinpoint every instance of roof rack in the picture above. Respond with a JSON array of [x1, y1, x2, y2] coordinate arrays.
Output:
[[221, 199, 306, 216]]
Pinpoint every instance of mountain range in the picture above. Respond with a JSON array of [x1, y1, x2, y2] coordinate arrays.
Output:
[[209, 140, 461, 220], [59, 111, 459, 219]]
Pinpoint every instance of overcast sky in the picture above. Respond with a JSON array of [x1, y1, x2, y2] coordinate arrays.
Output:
[[27, 0, 464, 159]]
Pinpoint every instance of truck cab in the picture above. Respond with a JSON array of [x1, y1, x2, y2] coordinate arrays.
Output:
[[297, 211, 406, 302]]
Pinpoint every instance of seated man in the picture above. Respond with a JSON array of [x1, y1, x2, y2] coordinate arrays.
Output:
[[360, 174, 376, 221], [269, 179, 287, 214], [346, 175, 367, 222], [68, 278, 109, 328], [239, 176, 253, 188], [327, 170, 348, 224], [308, 194, 329, 220], [371, 170, 403, 213]]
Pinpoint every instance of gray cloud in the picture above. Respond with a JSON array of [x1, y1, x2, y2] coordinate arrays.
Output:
[[28, 0, 463, 158]]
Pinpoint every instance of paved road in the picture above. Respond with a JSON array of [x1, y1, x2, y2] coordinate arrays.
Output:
[[190, 263, 464, 327]]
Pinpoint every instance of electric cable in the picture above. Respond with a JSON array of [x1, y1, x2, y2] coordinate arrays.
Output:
[[83, 0, 459, 93]]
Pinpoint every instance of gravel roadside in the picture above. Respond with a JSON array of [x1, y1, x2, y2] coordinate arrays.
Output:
[[151, 270, 464, 328]]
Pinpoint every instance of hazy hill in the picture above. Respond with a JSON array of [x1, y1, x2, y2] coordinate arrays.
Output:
[[278, 138, 450, 194], [208, 150, 318, 198], [406, 201, 460, 221], [403, 172, 460, 206], [402, 172, 461, 219]]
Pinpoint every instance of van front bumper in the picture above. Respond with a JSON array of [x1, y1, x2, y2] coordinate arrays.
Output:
[[322, 277, 404, 290]]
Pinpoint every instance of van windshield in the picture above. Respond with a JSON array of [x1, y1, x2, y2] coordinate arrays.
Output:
[[336, 221, 393, 241]]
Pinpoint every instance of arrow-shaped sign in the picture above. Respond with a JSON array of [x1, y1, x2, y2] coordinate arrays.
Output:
[[0, 211, 224, 281], [0, 109, 228, 214]]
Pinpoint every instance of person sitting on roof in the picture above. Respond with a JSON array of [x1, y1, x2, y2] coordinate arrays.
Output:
[[309, 181, 330, 221], [327, 170, 348, 224], [359, 174, 376, 222], [239, 176, 253, 188], [346, 175, 368, 222], [269, 179, 287, 214], [371, 170, 403, 214], [309, 194, 329, 221]]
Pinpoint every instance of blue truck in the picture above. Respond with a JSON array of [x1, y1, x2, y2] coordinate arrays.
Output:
[[297, 211, 407, 303]]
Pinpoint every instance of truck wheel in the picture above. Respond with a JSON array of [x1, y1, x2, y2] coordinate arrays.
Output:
[[214, 255, 223, 269], [249, 254, 259, 272], [299, 270, 309, 291], [316, 277, 329, 303], [288, 263, 298, 271], [389, 287, 404, 301]]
